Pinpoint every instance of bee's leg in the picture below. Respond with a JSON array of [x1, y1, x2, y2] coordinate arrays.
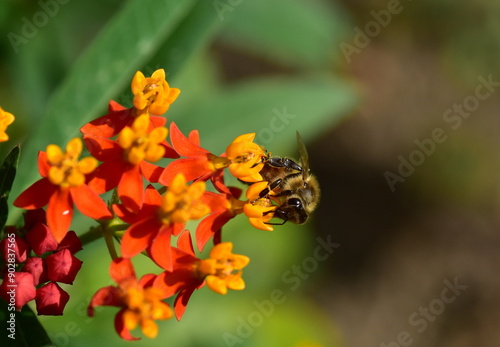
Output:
[[267, 158, 302, 171], [258, 179, 282, 198], [263, 210, 287, 225]]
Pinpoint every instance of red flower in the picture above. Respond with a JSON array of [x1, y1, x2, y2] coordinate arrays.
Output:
[[80, 100, 168, 138], [159, 122, 230, 193], [195, 188, 245, 252], [85, 114, 171, 212], [23, 257, 48, 285], [0, 272, 36, 310], [87, 258, 173, 340], [46, 249, 82, 284], [13, 138, 112, 242], [0, 227, 29, 263], [116, 175, 209, 271], [35, 282, 70, 316]]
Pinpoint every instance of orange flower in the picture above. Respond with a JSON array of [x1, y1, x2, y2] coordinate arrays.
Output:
[[225, 133, 266, 182], [14, 138, 112, 242], [88, 258, 173, 341], [131, 69, 180, 115], [243, 181, 277, 231], [197, 242, 249, 295], [0, 107, 15, 142], [154, 232, 249, 320]]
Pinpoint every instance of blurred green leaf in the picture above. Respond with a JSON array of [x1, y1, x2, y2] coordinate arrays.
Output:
[[0, 145, 20, 230], [1, 302, 54, 347], [219, 0, 351, 68], [172, 75, 357, 154]]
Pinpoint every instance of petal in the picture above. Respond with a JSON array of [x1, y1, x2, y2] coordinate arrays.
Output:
[[0, 272, 36, 310], [209, 242, 233, 259], [138, 273, 157, 289], [195, 211, 232, 252], [23, 257, 48, 286], [169, 122, 208, 156], [46, 188, 73, 243], [149, 115, 167, 128], [121, 217, 161, 259], [35, 282, 70, 316], [115, 309, 141, 341], [87, 286, 123, 316], [13, 178, 56, 210], [23, 209, 47, 230], [249, 217, 274, 232], [177, 230, 195, 256], [26, 222, 58, 255], [226, 272, 246, 290], [37, 151, 50, 177], [87, 160, 126, 194], [80, 103, 132, 137], [205, 275, 228, 295], [118, 165, 144, 213], [174, 287, 196, 321], [70, 185, 112, 220], [188, 130, 200, 146], [57, 230, 83, 254], [148, 225, 173, 271], [83, 134, 123, 161], [110, 257, 136, 283], [46, 249, 83, 284], [139, 161, 164, 183], [0, 230, 30, 263], [159, 157, 212, 186]]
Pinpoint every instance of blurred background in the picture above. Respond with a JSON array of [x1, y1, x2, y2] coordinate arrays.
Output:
[[1, 0, 500, 346]]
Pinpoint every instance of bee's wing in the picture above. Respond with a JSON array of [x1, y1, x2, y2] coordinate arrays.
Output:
[[296, 131, 310, 177]]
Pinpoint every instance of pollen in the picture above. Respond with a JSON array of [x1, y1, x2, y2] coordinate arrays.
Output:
[[159, 174, 210, 225], [117, 114, 168, 165], [46, 138, 98, 188], [197, 242, 250, 295]]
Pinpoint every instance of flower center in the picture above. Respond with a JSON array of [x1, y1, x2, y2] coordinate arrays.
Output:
[[47, 138, 97, 188], [117, 115, 167, 165]]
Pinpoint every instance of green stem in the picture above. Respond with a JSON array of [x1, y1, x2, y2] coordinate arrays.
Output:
[[78, 225, 104, 246], [78, 219, 129, 260], [102, 221, 118, 260]]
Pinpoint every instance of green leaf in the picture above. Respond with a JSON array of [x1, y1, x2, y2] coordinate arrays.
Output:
[[0, 145, 20, 230], [10, 0, 223, 222], [0, 301, 54, 347], [219, 0, 351, 68], [172, 75, 357, 155]]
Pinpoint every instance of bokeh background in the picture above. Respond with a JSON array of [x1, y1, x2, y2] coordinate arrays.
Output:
[[1, 0, 500, 346]]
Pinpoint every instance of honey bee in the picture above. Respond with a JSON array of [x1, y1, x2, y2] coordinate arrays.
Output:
[[258, 132, 320, 225]]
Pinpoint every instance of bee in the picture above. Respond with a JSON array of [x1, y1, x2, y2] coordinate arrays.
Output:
[[258, 131, 320, 225]]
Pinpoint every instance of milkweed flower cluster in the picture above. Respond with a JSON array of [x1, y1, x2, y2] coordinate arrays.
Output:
[[0, 68, 299, 341]]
